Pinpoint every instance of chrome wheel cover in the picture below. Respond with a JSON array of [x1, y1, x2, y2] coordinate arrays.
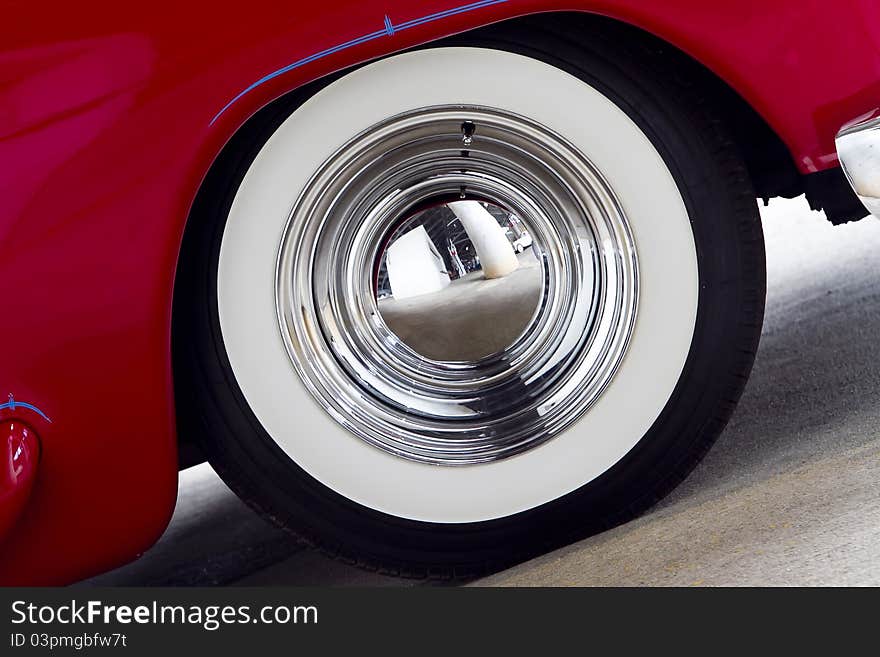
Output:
[[276, 105, 638, 465]]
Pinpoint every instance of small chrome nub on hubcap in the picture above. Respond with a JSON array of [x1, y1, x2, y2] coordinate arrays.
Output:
[[276, 105, 638, 465], [461, 120, 476, 147]]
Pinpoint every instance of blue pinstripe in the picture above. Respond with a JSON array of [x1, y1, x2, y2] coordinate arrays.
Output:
[[210, 0, 511, 124]]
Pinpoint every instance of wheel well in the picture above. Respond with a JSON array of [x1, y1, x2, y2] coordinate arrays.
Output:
[[466, 13, 804, 201], [478, 12, 863, 223], [174, 10, 860, 466]]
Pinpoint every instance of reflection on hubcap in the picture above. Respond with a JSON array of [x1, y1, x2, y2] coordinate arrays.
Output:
[[276, 106, 638, 465], [376, 201, 543, 362]]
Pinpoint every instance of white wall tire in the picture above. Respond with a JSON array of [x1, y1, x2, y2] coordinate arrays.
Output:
[[175, 19, 764, 575], [219, 47, 695, 522]]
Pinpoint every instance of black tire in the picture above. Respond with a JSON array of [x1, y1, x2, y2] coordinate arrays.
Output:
[[174, 17, 765, 579]]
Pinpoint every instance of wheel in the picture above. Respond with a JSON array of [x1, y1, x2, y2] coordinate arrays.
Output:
[[175, 21, 765, 578]]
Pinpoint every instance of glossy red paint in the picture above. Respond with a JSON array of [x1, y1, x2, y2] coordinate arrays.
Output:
[[0, 420, 40, 541], [0, 1, 877, 584]]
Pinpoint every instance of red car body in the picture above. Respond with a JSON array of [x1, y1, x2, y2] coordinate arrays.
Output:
[[1, 0, 878, 585]]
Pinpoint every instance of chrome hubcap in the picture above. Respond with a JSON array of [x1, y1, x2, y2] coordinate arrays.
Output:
[[276, 106, 638, 465]]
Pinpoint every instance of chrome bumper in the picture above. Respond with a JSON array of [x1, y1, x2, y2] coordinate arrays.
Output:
[[836, 113, 880, 217]]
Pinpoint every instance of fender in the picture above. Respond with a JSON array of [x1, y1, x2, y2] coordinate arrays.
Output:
[[204, 0, 880, 172], [0, 0, 877, 583]]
